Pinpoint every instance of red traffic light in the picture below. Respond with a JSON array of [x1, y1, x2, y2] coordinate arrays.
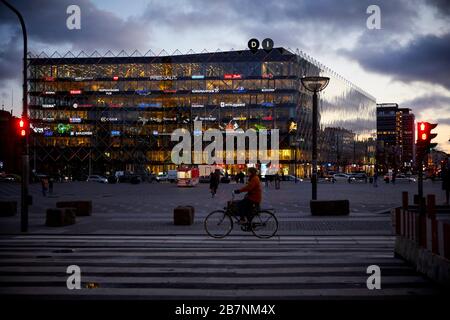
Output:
[[17, 117, 28, 137], [417, 121, 438, 145], [420, 133, 427, 141], [419, 122, 426, 131]]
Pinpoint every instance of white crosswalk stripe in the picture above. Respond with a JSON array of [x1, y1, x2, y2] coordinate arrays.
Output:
[[0, 234, 443, 299]]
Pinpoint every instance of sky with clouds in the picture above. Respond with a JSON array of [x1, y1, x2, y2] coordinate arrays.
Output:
[[1, 0, 449, 150]]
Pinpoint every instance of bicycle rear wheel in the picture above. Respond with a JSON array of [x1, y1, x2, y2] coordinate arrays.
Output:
[[204, 210, 233, 238], [250, 210, 278, 238]]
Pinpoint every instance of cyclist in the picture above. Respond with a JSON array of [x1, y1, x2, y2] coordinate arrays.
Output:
[[233, 167, 262, 224]]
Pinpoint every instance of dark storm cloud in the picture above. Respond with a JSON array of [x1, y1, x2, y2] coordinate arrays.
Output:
[[0, 0, 149, 49], [0, 33, 21, 82], [142, 0, 419, 39], [403, 94, 450, 116], [405, 94, 450, 109], [343, 32, 450, 90], [1, 0, 450, 90], [0, 0, 150, 85], [428, 0, 450, 16]]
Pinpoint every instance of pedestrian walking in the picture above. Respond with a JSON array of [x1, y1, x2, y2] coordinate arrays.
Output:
[[373, 172, 378, 187], [391, 171, 396, 184], [238, 171, 245, 184], [49, 177, 54, 194], [275, 172, 281, 189], [209, 170, 220, 198], [41, 177, 49, 197]]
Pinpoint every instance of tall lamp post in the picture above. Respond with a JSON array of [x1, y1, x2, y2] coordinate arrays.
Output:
[[2, 0, 29, 232], [301, 76, 330, 200]]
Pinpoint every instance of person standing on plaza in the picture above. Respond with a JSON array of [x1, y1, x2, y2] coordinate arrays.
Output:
[[373, 168, 378, 188], [238, 171, 245, 184], [209, 169, 220, 198], [41, 177, 49, 197], [49, 176, 54, 195], [275, 172, 281, 189], [441, 158, 450, 204]]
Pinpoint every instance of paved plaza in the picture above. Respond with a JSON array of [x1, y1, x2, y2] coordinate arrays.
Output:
[[0, 179, 446, 235], [0, 179, 447, 299]]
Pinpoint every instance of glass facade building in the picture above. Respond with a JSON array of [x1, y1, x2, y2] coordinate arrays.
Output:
[[28, 47, 376, 178]]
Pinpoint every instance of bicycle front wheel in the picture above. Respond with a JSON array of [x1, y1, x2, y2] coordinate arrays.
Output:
[[204, 210, 233, 238], [250, 210, 278, 238]]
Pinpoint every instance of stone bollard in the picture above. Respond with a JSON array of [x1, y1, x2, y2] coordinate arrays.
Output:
[[0, 201, 17, 217], [310, 200, 350, 216], [173, 206, 195, 225], [56, 201, 92, 216], [46, 208, 76, 227]]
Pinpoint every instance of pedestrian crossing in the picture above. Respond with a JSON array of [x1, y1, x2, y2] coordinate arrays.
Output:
[[0, 234, 443, 299]]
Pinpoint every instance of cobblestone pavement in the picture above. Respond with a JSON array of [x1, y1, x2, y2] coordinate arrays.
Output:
[[0, 179, 444, 235]]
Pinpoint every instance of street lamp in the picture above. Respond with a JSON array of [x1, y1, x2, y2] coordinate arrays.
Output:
[[1, 0, 29, 232], [301, 76, 330, 200]]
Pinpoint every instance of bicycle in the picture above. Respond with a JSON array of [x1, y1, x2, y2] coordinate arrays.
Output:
[[204, 192, 279, 238]]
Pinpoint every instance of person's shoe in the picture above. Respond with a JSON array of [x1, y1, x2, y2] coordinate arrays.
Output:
[[239, 218, 247, 225]]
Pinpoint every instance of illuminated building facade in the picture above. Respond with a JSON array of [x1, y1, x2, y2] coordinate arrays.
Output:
[[376, 103, 415, 172], [28, 48, 376, 178]]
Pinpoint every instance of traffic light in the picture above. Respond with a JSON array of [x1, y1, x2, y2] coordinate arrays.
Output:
[[16, 117, 29, 142], [416, 122, 438, 159]]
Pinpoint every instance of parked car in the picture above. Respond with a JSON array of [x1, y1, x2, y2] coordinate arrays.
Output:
[[394, 174, 416, 183], [130, 175, 141, 184], [0, 173, 21, 182], [146, 173, 157, 183], [107, 175, 117, 184], [31, 172, 47, 183], [87, 175, 108, 183], [333, 173, 350, 182], [318, 175, 336, 183], [349, 173, 368, 183], [156, 173, 169, 182], [73, 174, 88, 182], [284, 175, 301, 181], [167, 170, 178, 183]]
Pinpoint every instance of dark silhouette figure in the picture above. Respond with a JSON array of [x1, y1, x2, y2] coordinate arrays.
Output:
[[209, 170, 220, 198], [41, 177, 49, 197], [49, 177, 54, 194]]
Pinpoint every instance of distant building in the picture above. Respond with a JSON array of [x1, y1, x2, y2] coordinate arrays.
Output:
[[376, 103, 415, 171], [0, 109, 21, 174], [400, 110, 415, 165]]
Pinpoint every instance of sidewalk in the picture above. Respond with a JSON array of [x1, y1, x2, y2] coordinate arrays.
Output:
[[0, 210, 392, 236]]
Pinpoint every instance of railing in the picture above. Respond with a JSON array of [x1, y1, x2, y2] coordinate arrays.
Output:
[[393, 192, 450, 260]]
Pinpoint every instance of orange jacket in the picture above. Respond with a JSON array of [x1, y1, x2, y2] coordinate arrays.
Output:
[[239, 175, 262, 203]]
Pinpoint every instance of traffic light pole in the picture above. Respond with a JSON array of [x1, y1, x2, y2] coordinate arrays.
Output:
[[2, 0, 29, 232], [417, 155, 424, 213]]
